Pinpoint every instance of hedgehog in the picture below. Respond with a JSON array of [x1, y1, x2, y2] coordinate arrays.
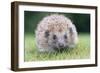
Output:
[[35, 14, 78, 52]]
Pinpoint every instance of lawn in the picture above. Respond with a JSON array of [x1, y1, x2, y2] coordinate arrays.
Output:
[[24, 33, 90, 62]]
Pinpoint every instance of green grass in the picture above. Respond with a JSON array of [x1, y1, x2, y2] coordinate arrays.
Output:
[[24, 33, 90, 62]]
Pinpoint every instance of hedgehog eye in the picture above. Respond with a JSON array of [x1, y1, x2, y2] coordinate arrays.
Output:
[[45, 30, 49, 37], [53, 35, 57, 40], [64, 35, 67, 39]]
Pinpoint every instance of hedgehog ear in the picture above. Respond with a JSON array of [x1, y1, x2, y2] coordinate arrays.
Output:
[[69, 27, 73, 35], [45, 30, 49, 38]]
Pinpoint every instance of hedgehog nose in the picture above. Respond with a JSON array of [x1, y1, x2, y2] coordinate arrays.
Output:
[[59, 43, 64, 48]]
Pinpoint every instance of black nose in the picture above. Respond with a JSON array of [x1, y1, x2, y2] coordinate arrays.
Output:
[[59, 43, 64, 48]]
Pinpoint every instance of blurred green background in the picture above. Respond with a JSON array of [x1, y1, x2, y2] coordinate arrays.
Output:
[[24, 11, 90, 61]]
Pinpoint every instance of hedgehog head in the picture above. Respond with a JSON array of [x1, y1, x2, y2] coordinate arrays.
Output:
[[44, 29, 71, 50]]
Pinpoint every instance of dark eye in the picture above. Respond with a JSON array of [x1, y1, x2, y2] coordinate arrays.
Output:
[[45, 30, 49, 38], [64, 35, 67, 39], [53, 35, 57, 40]]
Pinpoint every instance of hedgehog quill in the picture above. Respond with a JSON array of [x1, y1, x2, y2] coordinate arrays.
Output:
[[35, 14, 78, 52]]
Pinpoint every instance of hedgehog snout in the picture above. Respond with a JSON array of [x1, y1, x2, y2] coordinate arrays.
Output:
[[58, 43, 64, 48]]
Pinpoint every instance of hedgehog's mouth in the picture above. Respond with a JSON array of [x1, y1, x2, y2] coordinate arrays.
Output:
[[54, 48, 66, 52], [54, 47, 65, 51], [53, 45, 68, 51]]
